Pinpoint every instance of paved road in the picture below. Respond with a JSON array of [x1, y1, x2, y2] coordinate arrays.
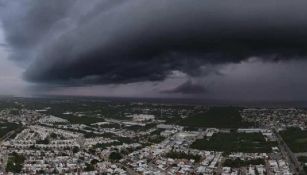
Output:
[[0, 126, 24, 143], [0, 126, 24, 173], [0, 129, 16, 143], [274, 129, 306, 175], [116, 163, 138, 175]]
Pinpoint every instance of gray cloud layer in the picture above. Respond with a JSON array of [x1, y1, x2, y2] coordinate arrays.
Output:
[[162, 80, 207, 94], [1, 0, 307, 90]]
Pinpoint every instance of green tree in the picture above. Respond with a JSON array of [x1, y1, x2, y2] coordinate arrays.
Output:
[[109, 152, 122, 161]]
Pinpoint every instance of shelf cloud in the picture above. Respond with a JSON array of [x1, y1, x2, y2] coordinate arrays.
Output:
[[1, 0, 307, 99]]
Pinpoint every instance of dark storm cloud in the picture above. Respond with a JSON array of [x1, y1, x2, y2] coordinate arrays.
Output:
[[1, 0, 307, 86], [162, 80, 207, 94]]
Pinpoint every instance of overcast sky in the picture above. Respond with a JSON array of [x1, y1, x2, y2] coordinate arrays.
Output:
[[0, 24, 27, 96], [1, 0, 307, 101]]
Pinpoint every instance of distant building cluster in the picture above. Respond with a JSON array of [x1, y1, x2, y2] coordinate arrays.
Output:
[[241, 108, 307, 130], [1, 103, 306, 174]]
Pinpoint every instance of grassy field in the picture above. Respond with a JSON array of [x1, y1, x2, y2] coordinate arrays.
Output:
[[0, 122, 20, 138], [191, 132, 273, 153], [6, 152, 25, 173], [223, 158, 265, 168], [280, 127, 307, 153], [298, 156, 307, 163], [180, 107, 250, 128]]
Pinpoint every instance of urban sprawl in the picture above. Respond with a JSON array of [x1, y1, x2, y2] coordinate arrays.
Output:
[[0, 98, 307, 175]]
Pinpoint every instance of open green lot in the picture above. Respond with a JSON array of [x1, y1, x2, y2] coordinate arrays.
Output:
[[0, 122, 20, 138], [180, 107, 250, 128], [298, 156, 307, 163], [223, 158, 265, 168], [280, 127, 307, 153], [191, 132, 273, 153], [6, 152, 25, 173]]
